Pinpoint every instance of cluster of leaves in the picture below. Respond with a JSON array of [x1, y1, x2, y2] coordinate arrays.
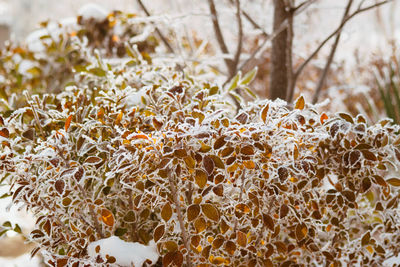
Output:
[[0, 10, 157, 113], [1, 45, 400, 266], [1, 8, 400, 267]]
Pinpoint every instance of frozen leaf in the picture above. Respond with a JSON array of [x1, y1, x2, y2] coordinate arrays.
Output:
[[261, 104, 269, 123], [85, 156, 102, 164], [338, 113, 354, 123], [153, 224, 165, 242], [194, 217, 206, 233], [195, 169, 208, 188], [65, 115, 73, 131], [212, 184, 224, 196], [241, 67, 258, 85], [320, 113, 328, 124], [237, 231, 247, 247], [241, 145, 254, 155], [0, 128, 9, 138], [114, 228, 127, 237], [225, 240, 236, 255], [74, 167, 84, 182], [54, 180, 65, 195], [280, 204, 289, 218], [187, 204, 200, 222], [214, 136, 226, 150], [101, 209, 114, 227], [203, 156, 214, 174], [295, 96, 305, 110], [201, 203, 220, 222], [235, 203, 250, 214], [161, 202, 173, 222], [361, 231, 370, 246], [386, 178, 400, 187], [263, 214, 274, 231], [123, 211, 136, 222], [115, 111, 123, 125], [210, 155, 225, 169]]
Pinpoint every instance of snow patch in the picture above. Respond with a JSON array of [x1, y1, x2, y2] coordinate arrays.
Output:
[[78, 4, 108, 21], [87, 236, 159, 266]]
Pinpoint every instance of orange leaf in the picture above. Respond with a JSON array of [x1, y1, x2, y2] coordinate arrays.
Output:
[[65, 115, 73, 132], [101, 209, 114, 227], [0, 128, 9, 138], [320, 113, 328, 124], [295, 96, 305, 110], [115, 111, 123, 125]]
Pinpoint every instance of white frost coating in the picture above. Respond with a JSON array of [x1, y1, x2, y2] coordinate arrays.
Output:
[[124, 87, 148, 108], [78, 3, 108, 21], [87, 236, 159, 266]]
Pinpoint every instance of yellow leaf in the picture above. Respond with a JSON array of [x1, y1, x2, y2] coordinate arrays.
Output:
[[295, 96, 305, 110]]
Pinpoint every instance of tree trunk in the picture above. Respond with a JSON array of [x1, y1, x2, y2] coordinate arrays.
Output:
[[269, 0, 290, 100]]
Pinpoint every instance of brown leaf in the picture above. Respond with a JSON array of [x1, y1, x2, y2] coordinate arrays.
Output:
[[161, 202, 173, 222], [262, 213, 275, 231], [65, 115, 73, 131], [225, 240, 236, 255], [195, 169, 208, 188], [214, 136, 226, 150], [0, 116, 3, 126], [194, 217, 206, 233], [210, 155, 225, 169], [361, 150, 377, 161], [203, 156, 215, 174], [187, 204, 200, 222], [387, 178, 400, 187], [338, 112, 354, 123], [54, 180, 65, 195], [241, 145, 254, 155], [237, 231, 247, 247], [361, 231, 370, 246], [280, 204, 289, 218], [212, 238, 224, 249], [74, 167, 84, 182], [294, 96, 305, 110], [212, 184, 224, 196], [85, 156, 102, 164], [342, 190, 356, 202], [235, 203, 250, 214], [201, 203, 220, 222], [0, 128, 9, 138], [221, 147, 234, 157], [153, 224, 165, 242], [295, 224, 307, 241]]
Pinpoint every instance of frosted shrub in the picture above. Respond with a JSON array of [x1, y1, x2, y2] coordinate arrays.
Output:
[[0, 10, 156, 112], [1, 9, 400, 267]]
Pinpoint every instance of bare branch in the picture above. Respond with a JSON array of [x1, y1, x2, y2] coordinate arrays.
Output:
[[167, 171, 192, 267], [136, 0, 175, 54], [293, 0, 392, 91], [312, 0, 354, 104], [232, 0, 243, 73], [285, 7, 295, 102], [228, 0, 269, 38], [207, 0, 234, 75], [238, 0, 315, 73]]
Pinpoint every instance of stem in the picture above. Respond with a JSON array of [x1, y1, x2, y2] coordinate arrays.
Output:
[[167, 171, 192, 267], [312, 0, 353, 104], [207, 0, 234, 75], [232, 0, 243, 74], [292, 0, 392, 98], [136, 0, 175, 54]]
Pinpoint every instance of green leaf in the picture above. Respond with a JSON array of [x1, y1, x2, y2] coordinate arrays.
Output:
[[240, 67, 258, 85], [114, 228, 128, 236], [2, 221, 11, 228], [244, 87, 257, 99], [228, 73, 241, 91], [13, 224, 22, 234], [0, 193, 10, 199], [88, 67, 106, 77]]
